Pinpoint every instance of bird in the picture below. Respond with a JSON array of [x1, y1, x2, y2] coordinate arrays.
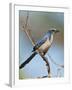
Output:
[[19, 28, 59, 69]]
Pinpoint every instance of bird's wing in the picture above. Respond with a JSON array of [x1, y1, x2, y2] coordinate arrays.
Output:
[[32, 37, 47, 51]]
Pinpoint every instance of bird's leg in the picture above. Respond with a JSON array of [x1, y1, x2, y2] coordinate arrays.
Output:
[[37, 49, 44, 56]]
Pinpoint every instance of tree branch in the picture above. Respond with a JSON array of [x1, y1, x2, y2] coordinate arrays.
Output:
[[41, 56, 51, 77], [48, 53, 64, 68], [22, 11, 51, 78]]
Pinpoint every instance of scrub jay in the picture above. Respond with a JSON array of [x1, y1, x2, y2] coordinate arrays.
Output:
[[19, 28, 59, 69]]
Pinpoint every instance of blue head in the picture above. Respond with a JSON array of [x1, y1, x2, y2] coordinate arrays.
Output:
[[44, 28, 59, 39]]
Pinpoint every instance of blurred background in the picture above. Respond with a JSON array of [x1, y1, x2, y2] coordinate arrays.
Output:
[[19, 10, 64, 79]]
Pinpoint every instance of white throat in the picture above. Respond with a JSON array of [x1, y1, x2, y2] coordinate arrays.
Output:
[[50, 34, 53, 44]]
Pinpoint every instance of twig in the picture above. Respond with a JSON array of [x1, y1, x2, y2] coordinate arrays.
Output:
[[24, 12, 29, 29], [57, 68, 62, 77], [23, 11, 51, 78], [23, 12, 35, 45], [48, 53, 64, 68], [37, 75, 48, 78]]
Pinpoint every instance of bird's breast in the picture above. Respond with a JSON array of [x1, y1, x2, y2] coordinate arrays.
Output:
[[38, 34, 53, 54], [39, 39, 51, 52]]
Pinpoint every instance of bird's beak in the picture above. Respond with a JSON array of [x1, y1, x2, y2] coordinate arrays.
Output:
[[55, 30, 60, 33]]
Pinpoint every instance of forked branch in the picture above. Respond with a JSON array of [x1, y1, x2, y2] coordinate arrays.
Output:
[[23, 11, 51, 78]]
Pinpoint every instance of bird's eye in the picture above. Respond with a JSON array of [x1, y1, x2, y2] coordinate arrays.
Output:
[[52, 30, 55, 32]]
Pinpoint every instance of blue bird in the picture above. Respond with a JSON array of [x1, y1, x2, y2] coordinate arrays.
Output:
[[19, 28, 59, 69]]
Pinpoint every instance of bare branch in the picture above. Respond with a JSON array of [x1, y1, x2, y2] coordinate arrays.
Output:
[[23, 11, 51, 78], [57, 68, 62, 77], [41, 56, 51, 78], [23, 12, 36, 45], [37, 75, 48, 78], [48, 53, 64, 68], [24, 12, 29, 29]]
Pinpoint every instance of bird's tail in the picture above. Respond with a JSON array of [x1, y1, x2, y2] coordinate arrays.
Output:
[[19, 52, 37, 69]]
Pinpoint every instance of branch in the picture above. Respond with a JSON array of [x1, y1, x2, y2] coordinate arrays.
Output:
[[23, 11, 51, 78], [48, 53, 64, 68], [41, 56, 51, 77], [37, 75, 48, 78], [23, 12, 36, 45], [57, 68, 62, 77]]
